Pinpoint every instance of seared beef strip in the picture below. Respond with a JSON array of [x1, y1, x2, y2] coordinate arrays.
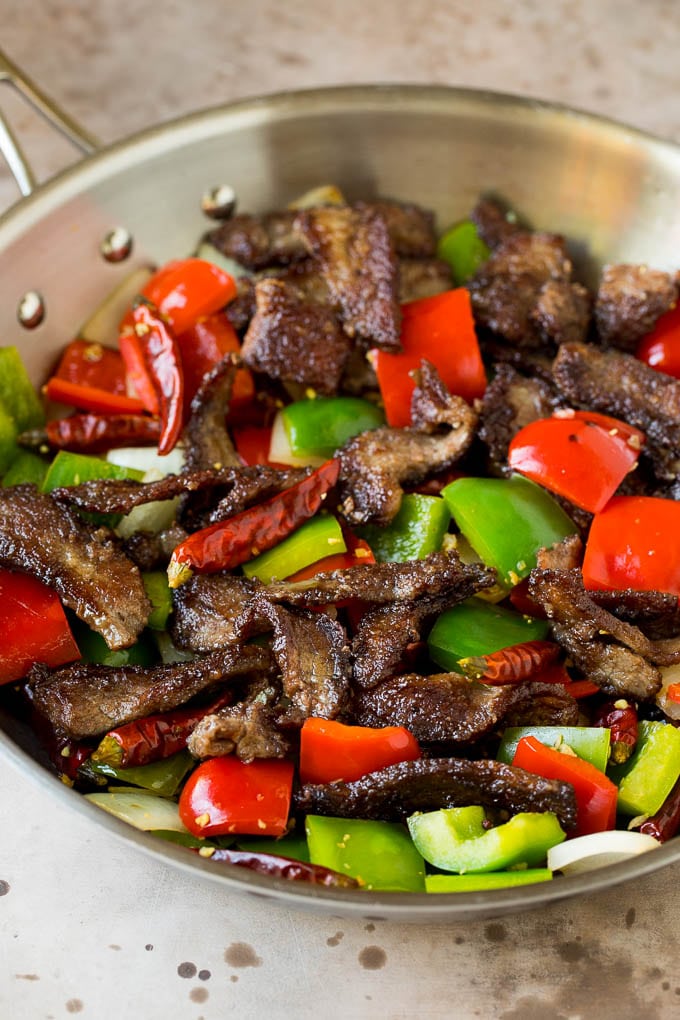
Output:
[[29, 644, 273, 740], [207, 211, 305, 270], [528, 568, 677, 700], [360, 200, 437, 258], [468, 232, 590, 349], [188, 683, 291, 761], [535, 534, 584, 572], [294, 758, 577, 830], [478, 362, 560, 474], [183, 354, 241, 473], [123, 524, 188, 571], [552, 341, 680, 480], [339, 361, 478, 526], [353, 676, 578, 744], [398, 258, 453, 303], [296, 204, 401, 350], [241, 278, 351, 395], [595, 264, 678, 351], [0, 485, 149, 650], [471, 197, 522, 249], [225, 276, 257, 331], [50, 469, 235, 515], [204, 465, 309, 526], [262, 551, 494, 608], [171, 573, 263, 652], [590, 589, 680, 641]]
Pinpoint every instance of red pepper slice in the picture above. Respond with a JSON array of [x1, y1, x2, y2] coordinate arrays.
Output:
[[45, 377, 146, 416], [373, 288, 486, 428], [299, 717, 421, 785], [233, 424, 274, 466], [167, 458, 340, 587], [179, 757, 294, 837], [120, 258, 237, 337], [561, 679, 600, 699], [511, 734, 618, 837], [46, 413, 161, 454], [508, 411, 644, 513], [125, 300, 185, 455], [285, 537, 375, 581], [593, 699, 638, 764], [176, 311, 254, 412], [636, 302, 680, 378], [91, 691, 233, 768], [54, 339, 128, 395], [582, 495, 680, 595], [0, 569, 80, 684]]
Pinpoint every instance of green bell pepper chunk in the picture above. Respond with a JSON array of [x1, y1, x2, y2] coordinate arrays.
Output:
[[611, 720, 680, 817], [442, 474, 578, 587], [2, 449, 49, 488], [426, 869, 553, 893], [306, 815, 426, 891], [83, 750, 193, 798], [152, 829, 236, 849], [358, 493, 451, 563], [497, 726, 611, 774], [242, 514, 346, 583], [42, 450, 144, 492], [408, 806, 565, 873], [428, 597, 549, 673], [75, 622, 157, 668], [436, 220, 490, 285], [143, 572, 173, 631], [282, 397, 385, 459], [0, 346, 45, 432], [0, 404, 19, 476]]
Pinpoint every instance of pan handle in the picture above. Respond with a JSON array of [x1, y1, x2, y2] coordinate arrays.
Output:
[[0, 49, 99, 197]]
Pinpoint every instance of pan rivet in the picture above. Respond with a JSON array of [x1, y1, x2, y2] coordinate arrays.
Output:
[[201, 185, 237, 220], [101, 227, 133, 262], [17, 290, 45, 329]]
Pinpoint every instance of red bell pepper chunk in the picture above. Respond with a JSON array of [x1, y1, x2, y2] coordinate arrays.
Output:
[[179, 757, 293, 837], [582, 495, 680, 595], [299, 717, 421, 785], [45, 413, 161, 454], [285, 537, 375, 581], [54, 339, 129, 395], [124, 301, 185, 455], [508, 411, 644, 514], [233, 424, 274, 466], [636, 302, 680, 378], [373, 288, 486, 428], [511, 734, 617, 837], [167, 458, 340, 586], [45, 377, 146, 416], [175, 311, 255, 412], [666, 683, 680, 705], [120, 258, 237, 338], [0, 569, 80, 684], [561, 679, 600, 700]]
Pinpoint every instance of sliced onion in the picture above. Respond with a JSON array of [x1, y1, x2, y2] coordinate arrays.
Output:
[[267, 410, 324, 468], [547, 830, 660, 875], [106, 445, 186, 477], [656, 664, 680, 721]]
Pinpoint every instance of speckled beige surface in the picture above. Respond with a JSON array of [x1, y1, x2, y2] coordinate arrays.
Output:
[[2, 3, 680, 1018]]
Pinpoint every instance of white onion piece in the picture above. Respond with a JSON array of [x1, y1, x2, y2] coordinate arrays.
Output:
[[85, 792, 186, 832], [267, 410, 324, 468], [106, 445, 186, 477], [547, 830, 660, 875], [656, 664, 680, 721]]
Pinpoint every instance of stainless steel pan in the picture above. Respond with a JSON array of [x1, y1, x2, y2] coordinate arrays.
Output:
[[1, 52, 680, 921]]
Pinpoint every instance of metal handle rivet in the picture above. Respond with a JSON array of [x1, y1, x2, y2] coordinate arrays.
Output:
[[201, 185, 237, 220], [17, 290, 45, 329]]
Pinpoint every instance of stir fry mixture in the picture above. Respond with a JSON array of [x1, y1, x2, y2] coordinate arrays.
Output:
[[3, 187, 680, 893]]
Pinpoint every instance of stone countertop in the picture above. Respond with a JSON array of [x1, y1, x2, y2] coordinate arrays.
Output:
[[2, 2, 680, 1017]]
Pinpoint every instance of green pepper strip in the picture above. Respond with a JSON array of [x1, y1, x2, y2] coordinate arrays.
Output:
[[306, 815, 426, 891], [427, 597, 549, 674], [426, 870, 552, 893], [436, 220, 491, 286], [358, 493, 451, 563], [282, 396, 385, 459], [242, 514, 346, 583], [498, 726, 612, 774], [610, 720, 680, 817]]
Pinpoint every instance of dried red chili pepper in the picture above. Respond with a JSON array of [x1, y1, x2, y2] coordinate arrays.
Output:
[[128, 299, 185, 455], [593, 699, 638, 764], [639, 777, 680, 843], [457, 639, 560, 684], [204, 847, 359, 887], [91, 690, 232, 768], [167, 458, 340, 587], [44, 413, 161, 454], [562, 679, 600, 699], [30, 709, 93, 782]]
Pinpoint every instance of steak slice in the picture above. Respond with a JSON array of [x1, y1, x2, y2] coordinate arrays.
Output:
[[471, 197, 522, 249], [339, 361, 478, 526], [296, 204, 401, 350], [398, 258, 453, 303], [207, 211, 305, 270], [294, 758, 577, 829], [187, 684, 291, 761], [595, 264, 678, 351], [478, 362, 560, 474], [590, 589, 680, 640], [361, 200, 437, 258], [183, 354, 241, 473], [171, 573, 263, 652], [29, 644, 273, 739], [0, 485, 149, 650]]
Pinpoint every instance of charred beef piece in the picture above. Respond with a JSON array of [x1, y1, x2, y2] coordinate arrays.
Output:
[[225, 276, 257, 331], [296, 204, 401, 351], [470, 197, 522, 249], [468, 232, 590, 349], [183, 355, 241, 473], [590, 589, 680, 641], [339, 361, 478, 526], [351, 561, 496, 690], [478, 362, 560, 473], [262, 551, 493, 608], [188, 683, 291, 761], [29, 644, 273, 740], [339, 347, 379, 397], [397, 258, 454, 302], [535, 534, 584, 572], [50, 468, 235, 515], [360, 200, 437, 258], [595, 264, 678, 351], [171, 573, 264, 652], [0, 485, 149, 650], [552, 341, 680, 481], [294, 758, 577, 830], [353, 676, 578, 743], [240, 278, 351, 395], [528, 568, 677, 700], [204, 465, 309, 526], [123, 525, 188, 571], [262, 603, 351, 725], [207, 211, 306, 270]]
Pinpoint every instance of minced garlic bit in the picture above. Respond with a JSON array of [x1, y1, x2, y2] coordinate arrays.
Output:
[[194, 813, 211, 829], [257, 819, 267, 830], [305, 387, 317, 400], [198, 846, 216, 858], [614, 699, 630, 710], [354, 547, 371, 559], [83, 343, 104, 362], [553, 407, 576, 419]]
